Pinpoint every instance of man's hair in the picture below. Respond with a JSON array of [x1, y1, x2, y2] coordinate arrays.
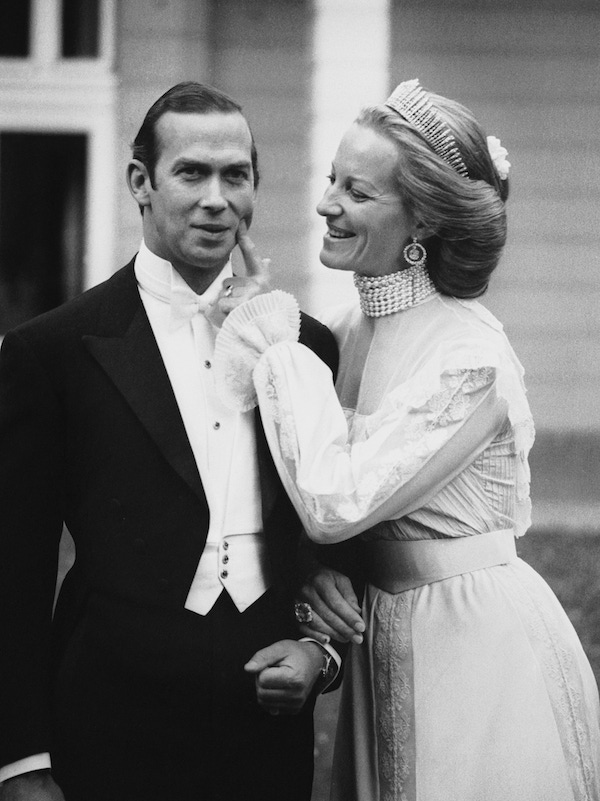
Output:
[[131, 81, 259, 187]]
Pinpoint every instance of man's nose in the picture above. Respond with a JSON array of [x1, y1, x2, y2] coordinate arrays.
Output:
[[316, 185, 341, 217], [200, 177, 228, 212]]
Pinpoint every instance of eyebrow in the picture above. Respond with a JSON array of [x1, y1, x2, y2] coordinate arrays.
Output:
[[173, 157, 252, 172], [331, 162, 379, 190]]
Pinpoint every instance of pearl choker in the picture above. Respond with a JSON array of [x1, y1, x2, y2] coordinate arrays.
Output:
[[353, 264, 437, 317]]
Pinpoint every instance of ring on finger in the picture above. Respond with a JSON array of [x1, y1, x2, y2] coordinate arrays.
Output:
[[294, 601, 313, 624], [223, 284, 233, 297]]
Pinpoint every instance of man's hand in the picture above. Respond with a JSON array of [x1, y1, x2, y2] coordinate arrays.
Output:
[[0, 771, 65, 801], [206, 220, 271, 326], [298, 567, 366, 645], [244, 640, 323, 715]]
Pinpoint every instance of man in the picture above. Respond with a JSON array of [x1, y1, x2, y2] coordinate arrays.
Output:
[[0, 82, 338, 801]]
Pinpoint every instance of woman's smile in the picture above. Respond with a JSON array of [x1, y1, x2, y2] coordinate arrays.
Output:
[[325, 222, 355, 239]]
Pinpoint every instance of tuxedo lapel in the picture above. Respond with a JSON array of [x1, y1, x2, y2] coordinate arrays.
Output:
[[83, 265, 206, 504]]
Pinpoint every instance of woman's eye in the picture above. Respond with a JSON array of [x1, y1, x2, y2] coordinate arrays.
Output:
[[349, 187, 368, 201], [326, 173, 335, 185]]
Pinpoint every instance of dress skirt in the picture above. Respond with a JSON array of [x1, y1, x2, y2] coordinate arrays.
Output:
[[330, 558, 600, 801]]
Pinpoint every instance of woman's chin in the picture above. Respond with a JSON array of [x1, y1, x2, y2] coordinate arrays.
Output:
[[319, 249, 354, 273]]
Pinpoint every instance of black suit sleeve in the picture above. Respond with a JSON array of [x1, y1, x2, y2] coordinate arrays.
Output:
[[0, 331, 65, 766], [298, 312, 339, 381]]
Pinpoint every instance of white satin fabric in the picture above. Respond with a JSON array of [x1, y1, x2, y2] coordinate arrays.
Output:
[[214, 290, 600, 800], [333, 559, 600, 801]]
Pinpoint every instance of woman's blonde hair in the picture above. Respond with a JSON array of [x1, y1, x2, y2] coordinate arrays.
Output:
[[356, 93, 508, 298]]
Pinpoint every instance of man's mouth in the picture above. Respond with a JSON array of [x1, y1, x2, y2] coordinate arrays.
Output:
[[197, 224, 229, 233]]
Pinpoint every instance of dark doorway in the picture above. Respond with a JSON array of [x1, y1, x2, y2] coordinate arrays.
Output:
[[0, 132, 87, 333]]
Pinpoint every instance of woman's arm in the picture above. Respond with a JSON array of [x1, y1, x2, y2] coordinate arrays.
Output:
[[254, 340, 505, 542]]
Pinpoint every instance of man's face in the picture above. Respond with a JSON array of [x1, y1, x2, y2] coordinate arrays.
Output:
[[140, 111, 256, 292]]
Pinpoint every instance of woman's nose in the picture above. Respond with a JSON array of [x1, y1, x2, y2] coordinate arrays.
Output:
[[316, 185, 341, 217]]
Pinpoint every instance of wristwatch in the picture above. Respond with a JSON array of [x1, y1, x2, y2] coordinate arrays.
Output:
[[318, 650, 337, 690]]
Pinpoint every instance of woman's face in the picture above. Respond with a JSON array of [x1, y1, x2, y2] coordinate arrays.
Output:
[[317, 123, 413, 277]]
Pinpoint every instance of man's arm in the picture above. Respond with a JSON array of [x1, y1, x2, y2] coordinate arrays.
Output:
[[295, 529, 366, 646], [225, 224, 346, 707], [0, 331, 65, 769]]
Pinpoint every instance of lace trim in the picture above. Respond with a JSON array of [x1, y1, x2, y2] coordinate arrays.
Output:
[[505, 565, 600, 799], [257, 362, 498, 532], [423, 367, 495, 430], [213, 290, 300, 412], [373, 591, 414, 801]]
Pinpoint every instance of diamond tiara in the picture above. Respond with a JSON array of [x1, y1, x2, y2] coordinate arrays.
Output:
[[385, 79, 469, 178]]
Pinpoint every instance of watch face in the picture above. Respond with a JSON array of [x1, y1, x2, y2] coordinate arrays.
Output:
[[322, 652, 335, 680]]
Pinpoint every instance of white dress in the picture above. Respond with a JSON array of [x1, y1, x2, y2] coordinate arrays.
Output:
[[214, 290, 600, 801]]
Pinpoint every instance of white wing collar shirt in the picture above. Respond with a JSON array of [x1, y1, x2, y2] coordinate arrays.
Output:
[[135, 240, 270, 615]]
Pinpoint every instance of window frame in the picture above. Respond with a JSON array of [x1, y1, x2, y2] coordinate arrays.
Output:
[[0, 0, 115, 74], [0, 0, 117, 292]]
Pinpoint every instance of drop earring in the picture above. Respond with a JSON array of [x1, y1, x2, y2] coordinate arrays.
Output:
[[403, 237, 427, 268]]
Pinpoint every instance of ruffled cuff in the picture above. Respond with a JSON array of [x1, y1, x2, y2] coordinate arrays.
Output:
[[213, 290, 301, 411]]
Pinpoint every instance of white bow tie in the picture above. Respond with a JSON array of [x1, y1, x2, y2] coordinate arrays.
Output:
[[135, 250, 230, 331], [168, 284, 214, 331]]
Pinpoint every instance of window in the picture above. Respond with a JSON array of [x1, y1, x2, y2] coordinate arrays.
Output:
[[0, 0, 116, 331], [0, 0, 106, 65], [0, 133, 87, 333], [62, 0, 100, 58], [0, 2, 31, 57]]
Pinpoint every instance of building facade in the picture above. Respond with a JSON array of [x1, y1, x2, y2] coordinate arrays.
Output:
[[0, 0, 598, 527]]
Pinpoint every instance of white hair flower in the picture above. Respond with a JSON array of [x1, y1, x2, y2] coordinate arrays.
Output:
[[487, 136, 510, 180]]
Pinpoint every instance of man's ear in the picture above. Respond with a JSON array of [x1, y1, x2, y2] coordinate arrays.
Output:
[[126, 159, 152, 209]]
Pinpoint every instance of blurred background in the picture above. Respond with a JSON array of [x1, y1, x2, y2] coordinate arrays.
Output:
[[0, 1, 598, 798]]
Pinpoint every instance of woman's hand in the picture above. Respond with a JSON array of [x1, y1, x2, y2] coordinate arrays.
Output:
[[297, 568, 366, 645], [206, 220, 271, 326]]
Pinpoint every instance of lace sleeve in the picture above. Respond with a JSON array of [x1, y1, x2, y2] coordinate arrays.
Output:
[[213, 291, 300, 412], [253, 342, 502, 543]]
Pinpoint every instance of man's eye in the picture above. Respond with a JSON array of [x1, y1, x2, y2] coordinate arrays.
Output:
[[179, 166, 200, 178], [226, 170, 249, 183]]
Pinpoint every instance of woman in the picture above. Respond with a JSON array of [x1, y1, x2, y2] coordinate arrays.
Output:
[[213, 79, 600, 800]]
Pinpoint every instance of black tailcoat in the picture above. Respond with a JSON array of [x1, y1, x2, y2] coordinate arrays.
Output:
[[0, 260, 338, 800]]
